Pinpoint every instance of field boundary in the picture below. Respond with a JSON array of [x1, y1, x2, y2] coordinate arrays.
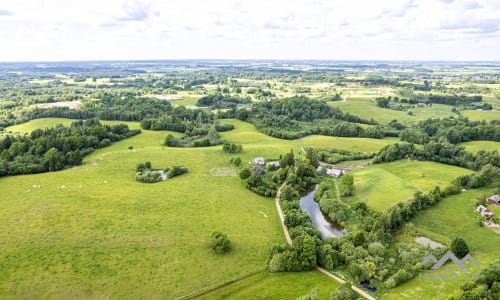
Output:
[[176, 269, 266, 300]]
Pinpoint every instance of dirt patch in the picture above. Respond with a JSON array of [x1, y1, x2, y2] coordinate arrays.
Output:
[[148, 94, 183, 101], [415, 236, 445, 249], [37, 101, 81, 109], [210, 167, 236, 177]]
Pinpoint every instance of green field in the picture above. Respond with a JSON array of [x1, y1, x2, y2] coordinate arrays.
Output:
[[462, 140, 500, 154], [379, 185, 500, 300], [328, 97, 456, 125], [199, 271, 341, 299], [462, 109, 500, 122], [351, 160, 474, 211]]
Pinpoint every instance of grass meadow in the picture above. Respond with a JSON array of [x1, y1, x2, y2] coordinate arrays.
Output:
[[328, 97, 456, 125], [350, 160, 474, 212], [462, 140, 500, 154]]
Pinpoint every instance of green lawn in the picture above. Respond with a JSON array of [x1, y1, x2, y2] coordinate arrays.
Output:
[[329, 97, 456, 125], [462, 140, 500, 154], [6, 118, 76, 133], [199, 271, 341, 300], [380, 185, 500, 300], [350, 160, 474, 212]]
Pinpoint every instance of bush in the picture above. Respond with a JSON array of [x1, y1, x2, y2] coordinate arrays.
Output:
[[239, 168, 252, 179], [167, 165, 188, 178], [210, 231, 231, 254], [135, 170, 162, 183], [451, 237, 469, 259]]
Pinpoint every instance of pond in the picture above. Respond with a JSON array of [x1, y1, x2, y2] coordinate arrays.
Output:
[[153, 170, 167, 181], [299, 184, 347, 239]]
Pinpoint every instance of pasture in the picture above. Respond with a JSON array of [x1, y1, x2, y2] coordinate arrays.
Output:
[[328, 97, 456, 125], [350, 160, 474, 212]]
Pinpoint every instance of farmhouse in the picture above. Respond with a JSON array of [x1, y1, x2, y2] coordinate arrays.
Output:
[[326, 168, 344, 177], [476, 205, 494, 218], [488, 195, 500, 205], [254, 157, 265, 165], [266, 161, 280, 169]]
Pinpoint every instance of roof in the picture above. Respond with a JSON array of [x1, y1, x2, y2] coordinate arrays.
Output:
[[489, 195, 500, 201], [476, 205, 487, 212], [266, 161, 280, 167], [326, 168, 343, 177], [254, 157, 265, 164]]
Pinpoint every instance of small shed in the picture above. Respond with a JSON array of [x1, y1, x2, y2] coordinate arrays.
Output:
[[488, 195, 500, 205], [477, 205, 494, 218]]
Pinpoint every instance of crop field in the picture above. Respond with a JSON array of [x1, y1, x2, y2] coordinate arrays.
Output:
[[350, 160, 474, 212], [379, 184, 500, 300], [328, 97, 456, 125]]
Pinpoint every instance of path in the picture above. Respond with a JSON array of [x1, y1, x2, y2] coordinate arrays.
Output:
[[274, 182, 376, 300], [275, 183, 292, 245]]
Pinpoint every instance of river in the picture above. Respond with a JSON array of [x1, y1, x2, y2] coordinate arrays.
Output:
[[299, 185, 347, 239]]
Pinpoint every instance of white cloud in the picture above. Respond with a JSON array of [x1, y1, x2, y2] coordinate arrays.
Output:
[[0, 0, 498, 61]]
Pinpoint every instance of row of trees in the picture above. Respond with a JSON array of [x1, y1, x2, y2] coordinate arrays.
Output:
[[374, 141, 499, 171]]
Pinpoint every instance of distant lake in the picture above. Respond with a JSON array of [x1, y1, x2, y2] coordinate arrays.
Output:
[[299, 185, 347, 239]]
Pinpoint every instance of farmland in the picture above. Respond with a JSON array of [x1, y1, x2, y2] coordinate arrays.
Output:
[[0, 60, 499, 300]]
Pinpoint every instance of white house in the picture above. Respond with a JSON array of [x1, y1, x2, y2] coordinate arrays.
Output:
[[476, 205, 494, 218], [254, 157, 265, 165], [326, 168, 344, 177]]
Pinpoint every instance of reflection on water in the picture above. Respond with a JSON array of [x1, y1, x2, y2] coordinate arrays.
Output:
[[299, 185, 347, 239]]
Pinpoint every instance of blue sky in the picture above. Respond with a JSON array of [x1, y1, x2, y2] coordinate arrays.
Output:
[[0, 0, 499, 61]]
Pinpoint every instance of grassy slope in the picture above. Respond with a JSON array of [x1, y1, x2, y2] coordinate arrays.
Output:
[[351, 160, 474, 212], [379, 185, 500, 300], [0, 126, 285, 298], [328, 97, 456, 125]]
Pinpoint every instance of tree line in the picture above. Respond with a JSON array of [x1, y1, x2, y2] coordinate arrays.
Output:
[[0, 119, 140, 177]]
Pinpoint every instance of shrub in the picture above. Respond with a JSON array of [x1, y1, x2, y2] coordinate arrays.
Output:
[[451, 237, 469, 259], [210, 231, 231, 254]]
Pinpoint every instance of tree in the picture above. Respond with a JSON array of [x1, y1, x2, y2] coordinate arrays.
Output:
[[239, 168, 251, 179], [210, 231, 231, 254], [207, 126, 220, 145], [329, 284, 353, 300], [451, 237, 469, 259], [339, 174, 354, 196]]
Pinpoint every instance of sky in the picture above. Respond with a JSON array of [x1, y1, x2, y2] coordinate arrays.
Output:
[[0, 0, 499, 61]]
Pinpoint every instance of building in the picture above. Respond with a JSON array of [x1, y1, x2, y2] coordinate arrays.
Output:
[[488, 195, 500, 205], [266, 161, 280, 169], [326, 168, 344, 177], [254, 157, 265, 165], [476, 205, 494, 218]]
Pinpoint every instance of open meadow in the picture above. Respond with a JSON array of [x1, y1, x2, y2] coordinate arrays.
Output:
[[350, 160, 474, 212]]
